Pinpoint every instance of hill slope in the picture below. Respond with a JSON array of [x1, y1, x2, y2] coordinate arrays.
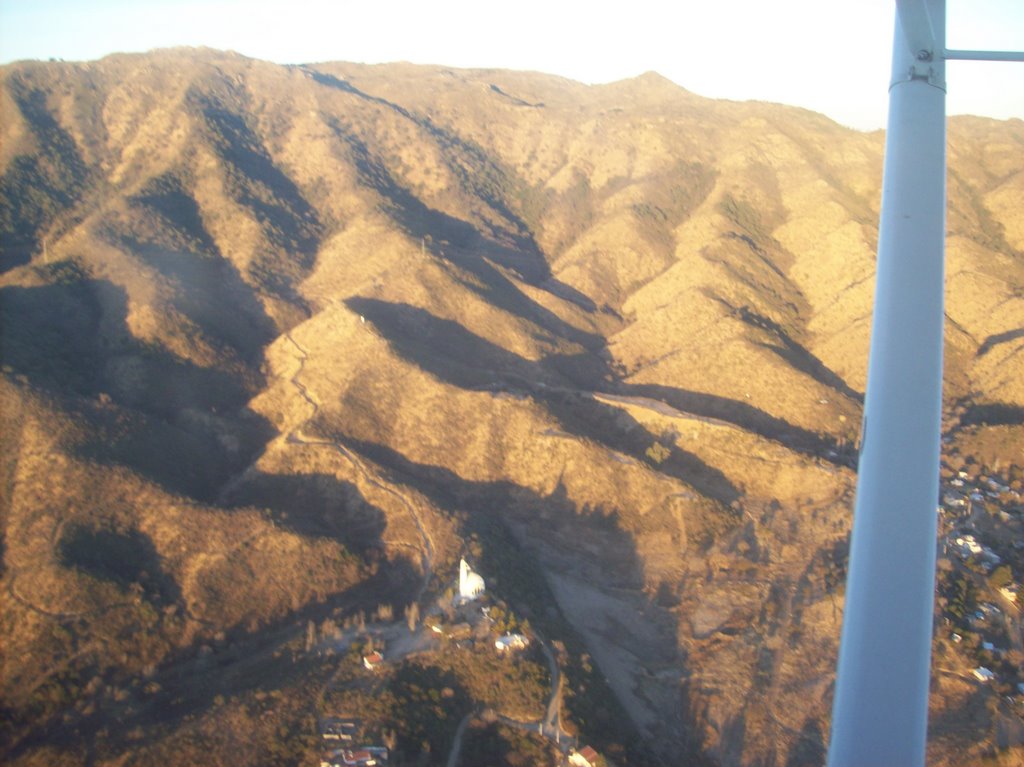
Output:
[[2, 49, 1023, 766]]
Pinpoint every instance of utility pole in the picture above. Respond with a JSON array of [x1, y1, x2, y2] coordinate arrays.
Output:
[[827, 2, 1023, 765]]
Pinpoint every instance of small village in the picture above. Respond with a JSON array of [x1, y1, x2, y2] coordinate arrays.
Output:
[[936, 456, 1024, 710], [311, 457, 1024, 766], [315, 558, 606, 767]]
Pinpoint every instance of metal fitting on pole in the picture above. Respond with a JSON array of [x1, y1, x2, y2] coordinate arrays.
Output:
[[893, 0, 946, 88]]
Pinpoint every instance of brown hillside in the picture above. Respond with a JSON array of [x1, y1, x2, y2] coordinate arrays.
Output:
[[1, 49, 1022, 766]]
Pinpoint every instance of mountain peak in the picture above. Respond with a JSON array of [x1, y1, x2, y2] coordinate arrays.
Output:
[[598, 69, 692, 100]]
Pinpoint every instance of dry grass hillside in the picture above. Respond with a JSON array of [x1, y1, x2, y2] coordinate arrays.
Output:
[[1, 49, 1022, 766]]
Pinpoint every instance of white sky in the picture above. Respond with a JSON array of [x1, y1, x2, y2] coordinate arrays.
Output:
[[0, 0, 1022, 131]]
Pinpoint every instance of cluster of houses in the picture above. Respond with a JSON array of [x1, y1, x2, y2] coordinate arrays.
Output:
[[973, 666, 996, 683], [427, 560, 533, 656], [938, 468, 1024, 702], [319, 718, 388, 767], [321, 557, 560, 765], [950, 533, 1002, 571], [940, 468, 1022, 579], [969, 667, 1024, 708], [955, 601, 1006, 641], [963, 598, 1013, 693], [941, 471, 1020, 521]]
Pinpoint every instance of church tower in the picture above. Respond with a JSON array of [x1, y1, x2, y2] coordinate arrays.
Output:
[[458, 558, 485, 601]]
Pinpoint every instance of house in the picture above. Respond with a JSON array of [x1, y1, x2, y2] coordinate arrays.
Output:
[[343, 750, 374, 766], [338, 749, 378, 766], [322, 749, 385, 767], [495, 633, 530, 653], [363, 651, 384, 671], [981, 548, 1001, 565], [569, 746, 600, 767], [955, 535, 982, 555], [321, 717, 359, 742], [973, 667, 995, 683], [988, 479, 1010, 494]]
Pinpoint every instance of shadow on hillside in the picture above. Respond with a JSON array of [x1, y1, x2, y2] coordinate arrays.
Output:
[[224, 471, 387, 555], [17, 553, 426, 764], [784, 717, 827, 767], [0, 272, 275, 501], [977, 326, 1024, 357], [306, 67, 547, 264], [303, 67, 415, 119], [626, 382, 852, 464], [322, 434, 654, 606], [190, 92, 321, 307], [960, 402, 1024, 428], [133, 174, 222, 256], [195, 95, 322, 254], [710, 296, 863, 404], [0, 81, 92, 274], [346, 296, 854, 469], [319, 433, 692, 764], [489, 82, 545, 108], [58, 523, 181, 607], [122, 236, 278, 364], [347, 297, 740, 505], [128, 172, 280, 359], [331, 125, 603, 342]]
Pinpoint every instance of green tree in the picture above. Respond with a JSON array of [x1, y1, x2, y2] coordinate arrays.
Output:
[[944, 573, 978, 624], [645, 442, 671, 465]]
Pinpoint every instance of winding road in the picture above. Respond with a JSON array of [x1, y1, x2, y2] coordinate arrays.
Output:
[[279, 332, 435, 596], [442, 628, 572, 766]]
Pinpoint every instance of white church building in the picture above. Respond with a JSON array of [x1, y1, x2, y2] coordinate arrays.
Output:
[[458, 558, 485, 603]]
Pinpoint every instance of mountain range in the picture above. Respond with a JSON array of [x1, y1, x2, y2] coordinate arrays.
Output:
[[2, 48, 1023, 766]]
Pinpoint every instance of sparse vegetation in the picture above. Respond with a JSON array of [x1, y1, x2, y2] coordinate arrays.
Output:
[[1, 50, 1022, 767], [460, 720, 561, 766]]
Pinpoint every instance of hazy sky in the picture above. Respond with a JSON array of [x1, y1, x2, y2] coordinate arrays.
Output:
[[0, 0, 1021, 131]]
